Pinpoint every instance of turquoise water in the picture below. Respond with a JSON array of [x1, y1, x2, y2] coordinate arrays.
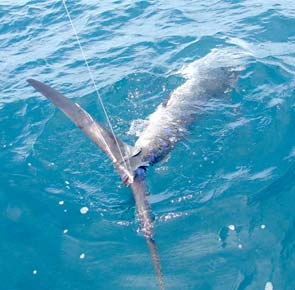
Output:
[[1, 1, 295, 289]]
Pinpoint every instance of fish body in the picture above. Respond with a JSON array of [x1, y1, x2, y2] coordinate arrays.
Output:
[[27, 47, 246, 290], [134, 48, 244, 167]]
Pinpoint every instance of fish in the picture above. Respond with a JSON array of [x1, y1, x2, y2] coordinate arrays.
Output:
[[27, 47, 247, 290]]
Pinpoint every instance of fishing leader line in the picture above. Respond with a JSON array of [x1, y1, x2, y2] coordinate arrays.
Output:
[[61, 0, 132, 174]]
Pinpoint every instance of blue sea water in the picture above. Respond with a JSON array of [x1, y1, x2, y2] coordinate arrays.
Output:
[[1, 0, 295, 289]]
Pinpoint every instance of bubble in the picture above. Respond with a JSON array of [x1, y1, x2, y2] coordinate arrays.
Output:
[[228, 224, 235, 231], [32, 270, 37, 275], [238, 244, 243, 249], [116, 221, 131, 226], [265, 281, 273, 290], [159, 212, 188, 222], [261, 224, 266, 229], [80, 207, 89, 214], [59, 201, 64, 206], [65, 181, 70, 185], [79, 253, 85, 259], [63, 229, 68, 234]]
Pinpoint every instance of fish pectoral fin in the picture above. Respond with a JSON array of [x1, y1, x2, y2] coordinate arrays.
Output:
[[27, 78, 134, 177]]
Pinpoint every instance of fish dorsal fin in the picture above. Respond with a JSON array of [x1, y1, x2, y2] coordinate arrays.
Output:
[[27, 79, 135, 183]]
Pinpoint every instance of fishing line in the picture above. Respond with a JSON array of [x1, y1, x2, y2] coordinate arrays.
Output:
[[61, 0, 132, 176]]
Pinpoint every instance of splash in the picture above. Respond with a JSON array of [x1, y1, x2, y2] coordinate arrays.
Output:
[[127, 119, 148, 137]]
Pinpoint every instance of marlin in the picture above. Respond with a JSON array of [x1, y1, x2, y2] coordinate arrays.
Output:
[[27, 48, 246, 290]]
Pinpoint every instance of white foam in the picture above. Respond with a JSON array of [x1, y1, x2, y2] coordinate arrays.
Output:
[[249, 167, 275, 180], [285, 147, 295, 160], [223, 167, 250, 180], [128, 119, 147, 137], [80, 207, 89, 214], [180, 47, 248, 79], [267, 98, 283, 108]]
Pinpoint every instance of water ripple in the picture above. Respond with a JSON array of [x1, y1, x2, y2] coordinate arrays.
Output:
[[1, 0, 295, 289]]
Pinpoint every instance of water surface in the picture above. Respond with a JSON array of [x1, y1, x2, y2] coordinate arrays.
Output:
[[1, 1, 295, 289]]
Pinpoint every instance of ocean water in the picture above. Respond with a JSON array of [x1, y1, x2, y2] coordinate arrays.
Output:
[[1, 1, 295, 289]]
